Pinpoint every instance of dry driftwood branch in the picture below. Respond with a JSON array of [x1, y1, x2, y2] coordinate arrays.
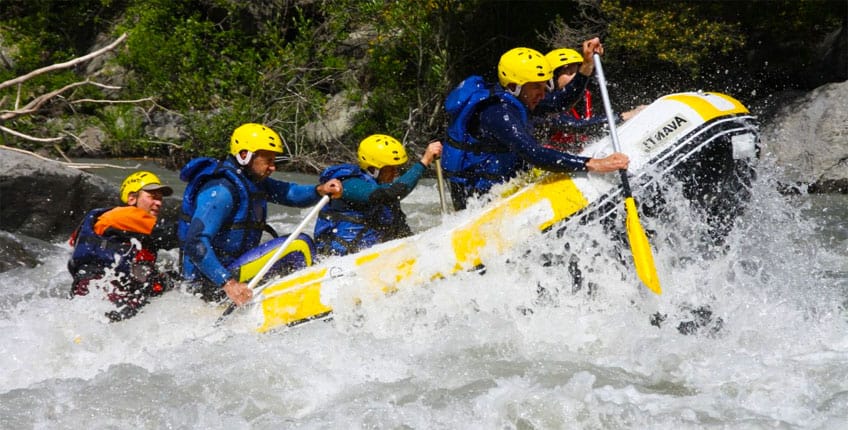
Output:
[[0, 33, 127, 92], [70, 96, 155, 105], [0, 33, 164, 146], [0, 80, 115, 121], [0, 125, 63, 143]]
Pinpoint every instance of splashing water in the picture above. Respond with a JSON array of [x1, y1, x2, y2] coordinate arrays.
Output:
[[1, 154, 846, 428]]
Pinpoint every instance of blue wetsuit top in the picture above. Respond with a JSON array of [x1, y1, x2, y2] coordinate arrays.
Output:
[[182, 159, 322, 287], [475, 99, 591, 173], [314, 162, 425, 255], [534, 83, 621, 135]]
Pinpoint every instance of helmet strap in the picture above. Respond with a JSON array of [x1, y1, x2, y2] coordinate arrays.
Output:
[[505, 83, 522, 96], [366, 167, 380, 179], [235, 150, 253, 166]]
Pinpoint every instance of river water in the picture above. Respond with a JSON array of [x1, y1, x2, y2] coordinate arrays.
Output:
[[1, 143, 847, 428]]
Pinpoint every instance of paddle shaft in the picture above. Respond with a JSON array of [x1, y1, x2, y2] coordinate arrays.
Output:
[[251, 195, 329, 290], [591, 54, 634, 197], [592, 53, 662, 294], [434, 158, 449, 214], [217, 195, 330, 322]]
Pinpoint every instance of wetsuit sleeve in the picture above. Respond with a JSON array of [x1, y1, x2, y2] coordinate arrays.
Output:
[[342, 162, 426, 204], [264, 178, 322, 207], [535, 73, 590, 115], [549, 112, 616, 129], [479, 102, 590, 172], [183, 182, 237, 287]]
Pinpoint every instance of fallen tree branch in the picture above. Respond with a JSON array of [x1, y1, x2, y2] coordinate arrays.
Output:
[[0, 33, 127, 92], [53, 144, 73, 163], [0, 79, 115, 121], [70, 97, 155, 105], [0, 125, 63, 143]]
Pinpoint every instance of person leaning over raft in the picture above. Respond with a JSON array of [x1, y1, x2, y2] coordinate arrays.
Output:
[[440, 38, 630, 211], [68, 171, 178, 322], [536, 45, 645, 152], [314, 134, 442, 256], [178, 123, 342, 307]]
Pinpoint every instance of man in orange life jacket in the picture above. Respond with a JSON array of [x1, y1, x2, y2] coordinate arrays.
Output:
[[68, 171, 178, 322], [537, 44, 646, 152]]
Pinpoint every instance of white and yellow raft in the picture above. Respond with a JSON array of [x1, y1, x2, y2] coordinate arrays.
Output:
[[245, 91, 759, 333]]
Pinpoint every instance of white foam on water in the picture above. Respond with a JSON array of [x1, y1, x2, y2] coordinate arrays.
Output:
[[1, 159, 846, 428]]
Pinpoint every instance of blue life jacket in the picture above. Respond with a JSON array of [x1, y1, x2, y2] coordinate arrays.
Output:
[[68, 207, 145, 281], [313, 164, 405, 256], [178, 157, 267, 266], [442, 75, 528, 192]]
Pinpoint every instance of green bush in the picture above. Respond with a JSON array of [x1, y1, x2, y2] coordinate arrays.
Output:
[[1, 0, 844, 164]]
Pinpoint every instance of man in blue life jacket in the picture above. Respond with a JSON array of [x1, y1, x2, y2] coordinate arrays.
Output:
[[537, 46, 646, 152], [314, 134, 442, 256], [68, 171, 177, 321], [178, 123, 342, 306], [441, 38, 629, 210]]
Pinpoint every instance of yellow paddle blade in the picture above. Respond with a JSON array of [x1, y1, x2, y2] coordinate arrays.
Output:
[[624, 197, 662, 294]]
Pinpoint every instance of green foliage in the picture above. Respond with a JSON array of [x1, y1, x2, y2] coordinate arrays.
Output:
[[117, 0, 265, 110], [0, 0, 121, 72], [0, 0, 122, 107], [97, 105, 145, 155], [319, 0, 466, 147], [601, 0, 745, 76], [1, 0, 844, 165]]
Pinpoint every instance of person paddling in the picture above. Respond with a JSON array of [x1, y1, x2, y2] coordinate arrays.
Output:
[[440, 39, 629, 211], [314, 134, 442, 256], [178, 123, 342, 307], [68, 171, 177, 322], [537, 46, 646, 152]]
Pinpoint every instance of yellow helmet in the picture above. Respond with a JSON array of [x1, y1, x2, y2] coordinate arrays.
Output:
[[230, 123, 284, 166], [497, 47, 553, 93], [545, 48, 583, 70], [120, 171, 173, 204], [357, 134, 408, 170]]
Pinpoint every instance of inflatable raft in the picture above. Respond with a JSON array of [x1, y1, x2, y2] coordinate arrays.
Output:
[[242, 91, 759, 333]]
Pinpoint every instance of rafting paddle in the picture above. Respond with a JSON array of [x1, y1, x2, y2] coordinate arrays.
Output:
[[592, 53, 662, 295], [215, 195, 331, 324], [434, 158, 450, 214]]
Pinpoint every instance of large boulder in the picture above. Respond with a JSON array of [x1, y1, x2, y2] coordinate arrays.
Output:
[[0, 230, 59, 272], [0, 148, 118, 241], [760, 80, 848, 193]]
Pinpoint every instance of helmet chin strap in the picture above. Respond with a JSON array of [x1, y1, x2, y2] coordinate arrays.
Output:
[[505, 83, 523, 96], [366, 167, 381, 178], [235, 150, 253, 166]]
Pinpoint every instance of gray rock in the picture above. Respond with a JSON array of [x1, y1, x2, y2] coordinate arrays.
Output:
[[303, 90, 365, 144], [77, 126, 108, 155], [0, 149, 118, 241], [761, 80, 848, 193], [0, 230, 57, 272]]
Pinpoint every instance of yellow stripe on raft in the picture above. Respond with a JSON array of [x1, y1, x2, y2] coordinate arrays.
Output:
[[663, 93, 749, 122], [258, 267, 330, 332], [255, 172, 589, 332], [452, 172, 588, 269]]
